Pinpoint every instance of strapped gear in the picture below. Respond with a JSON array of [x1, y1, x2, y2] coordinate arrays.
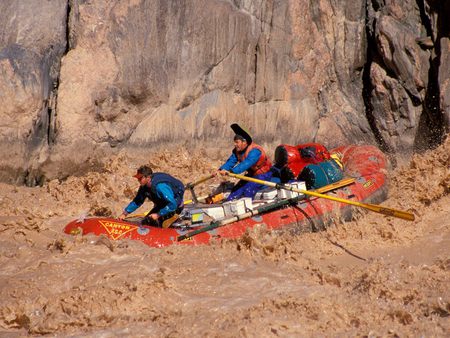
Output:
[[273, 143, 336, 183], [298, 160, 344, 189]]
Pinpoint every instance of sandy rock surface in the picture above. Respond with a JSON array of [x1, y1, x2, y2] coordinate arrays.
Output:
[[1, 0, 449, 184]]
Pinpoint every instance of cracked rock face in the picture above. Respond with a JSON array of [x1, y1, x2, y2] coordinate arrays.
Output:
[[0, 0, 448, 185], [0, 0, 68, 185], [365, 0, 448, 160]]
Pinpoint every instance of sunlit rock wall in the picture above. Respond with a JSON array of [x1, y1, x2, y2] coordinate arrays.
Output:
[[0, 0, 448, 184]]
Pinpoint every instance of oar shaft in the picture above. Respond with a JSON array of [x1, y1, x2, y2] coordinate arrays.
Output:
[[228, 173, 415, 221], [186, 174, 215, 189], [185, 174, 215, 204]]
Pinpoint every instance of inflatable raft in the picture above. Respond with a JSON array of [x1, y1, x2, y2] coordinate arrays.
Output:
[[64, 145, 389, 248]]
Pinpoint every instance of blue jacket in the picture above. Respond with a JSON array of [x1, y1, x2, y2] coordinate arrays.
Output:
[[124, 173, 184, 217], [219, 148, 262, 174]]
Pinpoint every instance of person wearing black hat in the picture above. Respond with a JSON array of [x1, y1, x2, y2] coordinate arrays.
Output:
[[216, 124, 272, 200], [118, 165, 185, 228]]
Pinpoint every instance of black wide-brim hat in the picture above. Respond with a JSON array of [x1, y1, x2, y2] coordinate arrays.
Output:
[[231, 123, 252, 145]]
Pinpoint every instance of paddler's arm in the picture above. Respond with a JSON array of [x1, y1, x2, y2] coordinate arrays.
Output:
[[118, 186, 146, 220], [151, 183, 178, 218], [228, 148, 261, 174], [216, 153, 238, 175]]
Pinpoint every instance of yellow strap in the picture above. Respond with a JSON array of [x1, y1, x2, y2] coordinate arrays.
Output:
[[330, 153, 344, 170]]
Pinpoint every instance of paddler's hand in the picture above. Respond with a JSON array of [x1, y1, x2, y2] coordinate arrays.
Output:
[[118, 213, 127, 220], [148, 213, 159, 220], [216, 169, 229, 176]]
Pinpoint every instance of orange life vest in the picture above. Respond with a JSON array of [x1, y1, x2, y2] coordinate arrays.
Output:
[[235, 143, 272, 176]]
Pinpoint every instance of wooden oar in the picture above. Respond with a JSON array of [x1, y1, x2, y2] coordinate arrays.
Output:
[[185, 174, 215, 189], [185, 174, 215, 203], [228, 173, 415, 221], [177, 177, 356, 241]]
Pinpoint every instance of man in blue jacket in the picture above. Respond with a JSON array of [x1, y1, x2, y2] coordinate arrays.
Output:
[[216, 124, 272, 200], [118, 165, 185, 228]]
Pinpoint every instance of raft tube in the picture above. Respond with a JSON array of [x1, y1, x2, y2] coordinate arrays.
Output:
[[64, 145, 388, 248]]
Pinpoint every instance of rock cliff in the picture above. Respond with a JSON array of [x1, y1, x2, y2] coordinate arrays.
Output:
[[0, 0, 448, 185]]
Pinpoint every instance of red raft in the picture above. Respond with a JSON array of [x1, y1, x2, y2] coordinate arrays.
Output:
[[64, 145, 388, 248]]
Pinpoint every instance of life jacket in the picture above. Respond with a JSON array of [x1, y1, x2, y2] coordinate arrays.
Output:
[[149, 173, 185, 208], [273, 143, 333, 183], [234, 143, 272, 176]]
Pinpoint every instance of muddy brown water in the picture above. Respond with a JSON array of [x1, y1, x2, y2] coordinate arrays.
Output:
[[0, 140, 449, 337]]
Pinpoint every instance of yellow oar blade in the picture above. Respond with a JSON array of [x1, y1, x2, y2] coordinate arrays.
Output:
[[298, 188, 415, 221], [361, 203, 416, 221], [228, 173, 415, 221]]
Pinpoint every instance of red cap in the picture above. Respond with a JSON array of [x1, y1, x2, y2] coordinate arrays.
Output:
[[133, 172, 143, 179]]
